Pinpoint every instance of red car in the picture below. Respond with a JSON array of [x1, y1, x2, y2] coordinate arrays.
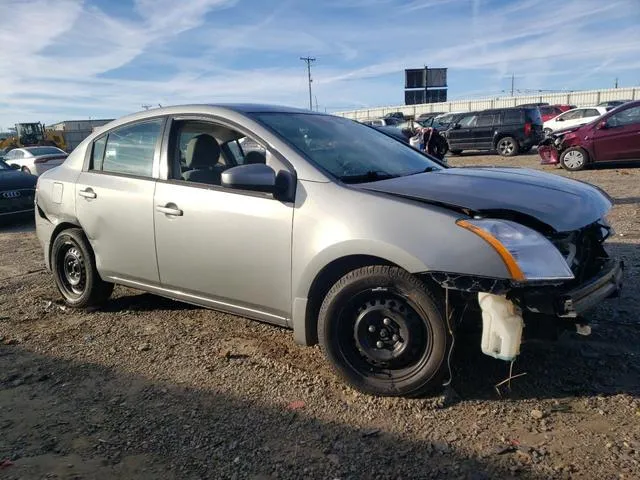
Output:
[[539, 104, 576, 122], [538, 100, 640, 171]]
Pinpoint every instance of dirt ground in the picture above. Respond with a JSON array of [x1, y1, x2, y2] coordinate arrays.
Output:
[[1, 153, 639, 480]]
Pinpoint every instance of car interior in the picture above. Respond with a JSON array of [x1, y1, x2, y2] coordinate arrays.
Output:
[[170, 120, 267, 185]]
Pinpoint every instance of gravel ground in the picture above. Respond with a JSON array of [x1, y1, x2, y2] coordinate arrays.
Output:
[[1, 153, 639, 479]]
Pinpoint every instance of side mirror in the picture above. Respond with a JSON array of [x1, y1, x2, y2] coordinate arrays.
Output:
[[556, 117, 564, 121], [221, 163, 277, 194], [596, 120, 608, 130], [452, 123, 461, 130]]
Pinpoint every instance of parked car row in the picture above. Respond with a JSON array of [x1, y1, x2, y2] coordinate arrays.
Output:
[[538, 100, 640, 171]]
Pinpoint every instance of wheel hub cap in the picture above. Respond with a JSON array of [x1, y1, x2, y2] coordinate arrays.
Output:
[[564, 150, 584, 168]]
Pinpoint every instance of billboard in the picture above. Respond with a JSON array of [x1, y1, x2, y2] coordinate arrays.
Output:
[[426, 89, 447, 103], [405, 89, 426, 105], [405, 69, 426, 89], [426, 68, 447, 88]]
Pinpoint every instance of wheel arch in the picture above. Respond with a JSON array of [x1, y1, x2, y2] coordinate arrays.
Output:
[[48, 221, 83, 269], [298, 254, 399, 346]]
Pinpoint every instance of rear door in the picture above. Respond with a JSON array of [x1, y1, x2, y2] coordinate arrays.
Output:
[[593, 105, 640, 161], [75, 118, 165, 284]]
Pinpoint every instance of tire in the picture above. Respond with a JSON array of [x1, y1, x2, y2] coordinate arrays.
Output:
[[496, 136, 519, 157], [449, 149, 463, 155], [318, 266, 449, 397], [560, 147, 588, 171], [21, 166, 31, 174], [51, 228, 114, 308]]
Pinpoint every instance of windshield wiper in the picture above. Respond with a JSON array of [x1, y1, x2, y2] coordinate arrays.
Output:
[[340, 170, 398, 184]]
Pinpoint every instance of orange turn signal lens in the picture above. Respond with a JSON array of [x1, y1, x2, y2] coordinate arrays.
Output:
[[456, 220, 525, 281]]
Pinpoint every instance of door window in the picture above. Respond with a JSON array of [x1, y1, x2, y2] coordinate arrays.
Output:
[[458, 114, 478, 127], [607, 106, 640, 128], [169, 120, 268, 185], [583, 109, 601, 117], [477, 114, 498, 127], [559, 109, 583, 121], [100, 119, 163, 177]]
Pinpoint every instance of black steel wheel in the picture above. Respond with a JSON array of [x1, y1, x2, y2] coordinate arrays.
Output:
[[318, 266, 448, 397], [51, 228, 113, 308]]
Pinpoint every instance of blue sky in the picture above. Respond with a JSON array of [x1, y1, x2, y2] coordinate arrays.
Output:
[[1, 0, 639, 127]]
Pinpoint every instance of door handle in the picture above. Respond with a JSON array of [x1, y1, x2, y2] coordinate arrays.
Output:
[[156, 204, 183, 216], [78, 188, 97, 199]]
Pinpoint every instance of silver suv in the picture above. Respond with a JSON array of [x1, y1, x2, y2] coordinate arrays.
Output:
[[35, 105, 623, 397]]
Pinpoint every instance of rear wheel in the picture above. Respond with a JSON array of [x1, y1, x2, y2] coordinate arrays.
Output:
[[318, 266, 448, 397], [560, 147, 588, 171], [496, 136, 519, 157], [51, 228, 114, 308]]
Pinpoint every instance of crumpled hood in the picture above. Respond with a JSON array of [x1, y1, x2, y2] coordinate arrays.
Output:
[[360, 167, 612, 232], [0, 170, 37, 190]]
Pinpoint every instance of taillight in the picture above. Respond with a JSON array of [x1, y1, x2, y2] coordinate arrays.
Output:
[[524, 122, 532, 136]]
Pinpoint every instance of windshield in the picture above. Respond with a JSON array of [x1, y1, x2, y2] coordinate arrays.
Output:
[[252, 113, 443, 183]]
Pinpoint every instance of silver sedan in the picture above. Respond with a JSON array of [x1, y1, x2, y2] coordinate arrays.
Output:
[[34, 104, 623, 396], [4, 146, 67, 176]]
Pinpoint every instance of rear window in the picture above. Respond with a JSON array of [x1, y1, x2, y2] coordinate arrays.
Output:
[[524, 108, 543, 125], [25, 146, 64, 155]]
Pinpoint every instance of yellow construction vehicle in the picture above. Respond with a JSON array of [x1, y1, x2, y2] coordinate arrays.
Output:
[[0, 122, 66, 152]]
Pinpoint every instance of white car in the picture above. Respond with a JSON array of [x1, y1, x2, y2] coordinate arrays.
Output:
[[4, 146, 68, 176], [543, 106, 608, 134]]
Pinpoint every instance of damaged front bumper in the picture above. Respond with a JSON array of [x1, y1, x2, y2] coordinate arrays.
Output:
[[538, 144, 560, 165], [517, 258, 624, 318]]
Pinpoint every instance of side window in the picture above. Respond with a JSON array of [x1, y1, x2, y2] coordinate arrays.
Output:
[[561, 110, 581, 120], [476, 114, 495, 127], [5, 150, 14, 160], [607, 106, 640, 128], [91, 136, 107, 171], [458, 114, 478, 127], [503, 110, 521, 124], [169, 120, 268, 186], [584, 109, 601, 117], [101, 119, 162, 177]]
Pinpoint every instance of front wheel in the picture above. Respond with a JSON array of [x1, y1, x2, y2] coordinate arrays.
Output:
[[318, 266, 448, 397], [21, 166, 31, 174], [496, 136, 519, 157], [560, 147, 588, 171], [51, 228, 114, 308]]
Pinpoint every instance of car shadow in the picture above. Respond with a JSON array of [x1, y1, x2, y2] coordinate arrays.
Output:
[[0, 345, 548, 479], [100, 292, 200, 313], [588, 160, 640, 170]]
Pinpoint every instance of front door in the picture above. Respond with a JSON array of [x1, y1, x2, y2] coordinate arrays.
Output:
[[153, 119, 294, 324], [447, 113, 478, 150], [593, 105, 640, 161], [474, 112, 499, 149], [75, 118, 164, 284]]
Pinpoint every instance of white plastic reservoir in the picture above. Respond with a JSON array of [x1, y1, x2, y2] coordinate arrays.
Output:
[[478, 293, 524, 361]]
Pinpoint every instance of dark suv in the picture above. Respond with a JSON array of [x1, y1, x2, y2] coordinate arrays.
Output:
[[445, 107, 544, 156]]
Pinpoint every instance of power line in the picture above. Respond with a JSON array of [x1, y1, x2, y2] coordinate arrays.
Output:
[[300, 56, 316, 110]]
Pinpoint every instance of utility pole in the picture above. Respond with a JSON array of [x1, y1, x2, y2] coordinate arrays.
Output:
[[511, 73, 515, 96], [614, 77, 619, 88], [314, 95, 319, 112], [300, 56, 316, 110]]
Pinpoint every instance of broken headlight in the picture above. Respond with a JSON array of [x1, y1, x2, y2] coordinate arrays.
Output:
[[457, 219, 575, 282]]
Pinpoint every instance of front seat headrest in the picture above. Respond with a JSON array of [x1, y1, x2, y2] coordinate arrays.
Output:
[[185, 134, 220, 169], [244, 150, 266, 165]]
